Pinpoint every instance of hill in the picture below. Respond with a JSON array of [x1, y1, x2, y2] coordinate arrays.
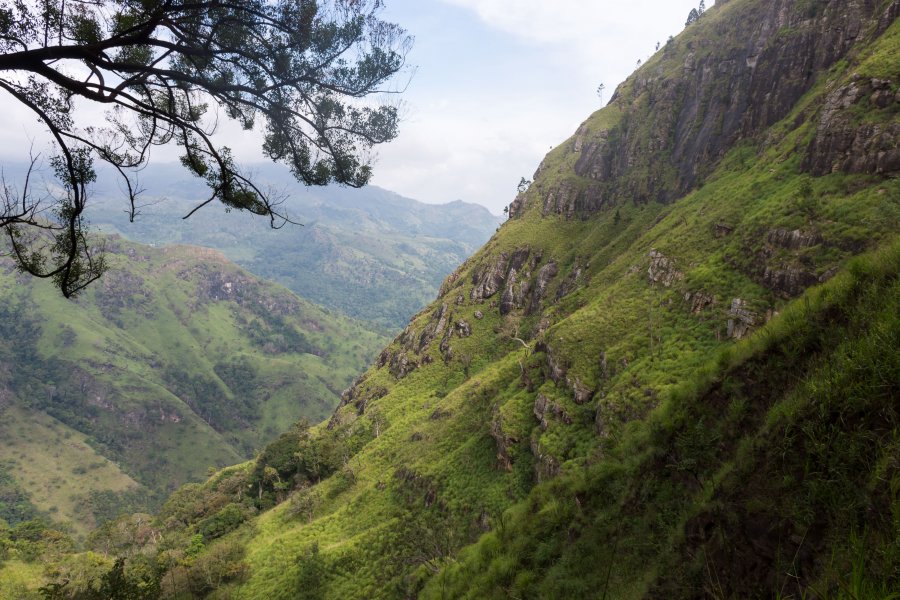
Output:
[[85, 166, 502, 331], [0, 237, 384, 536], [2, 0, 898, 597]]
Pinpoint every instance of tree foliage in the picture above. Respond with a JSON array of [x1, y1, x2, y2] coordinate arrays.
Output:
[[0, 0, 411, 296], [685, 8, 700, 26]]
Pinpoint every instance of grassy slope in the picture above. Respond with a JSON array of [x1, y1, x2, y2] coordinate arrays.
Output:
[[0, 237, 385, 531], [429, 239, 900, 599], [230, 6, 898, 597], [0, 408, 138, 536], [2, 0, 896, 597], [156, 4, 897, 598]]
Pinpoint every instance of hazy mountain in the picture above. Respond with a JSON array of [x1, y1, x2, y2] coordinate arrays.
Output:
[[3, 0, 898, 597], [86, 164, 503, 331]]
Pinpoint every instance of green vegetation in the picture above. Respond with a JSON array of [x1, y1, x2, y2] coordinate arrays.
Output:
[[0, 238, 385, 533], [86, 173, 502, 331], [0, 0, 897, 597], [430, 241, 900, 598]]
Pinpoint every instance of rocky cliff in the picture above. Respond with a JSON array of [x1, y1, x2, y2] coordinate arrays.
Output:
[[7, 0, 898, 597], [510, 0, 899, 220]]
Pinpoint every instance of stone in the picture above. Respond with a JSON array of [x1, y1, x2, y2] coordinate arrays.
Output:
[[499, 268, 520, 316], [685, 290, 715, 313], [767, 228, 822, 249], [417, 303, 450, 352], [726, 298, 757, 340], [762, 266, 819, 298], [489, 407, 516, 471], [470, 253, 509, 302], [528, 261, 559, 313], [530, 436, 561, 482], [647, 249, 684, 287], [532, 394, 572, 431], [455, 320, 472, 337], [544, 345, 567, 384], [570, 378, 595, 405]]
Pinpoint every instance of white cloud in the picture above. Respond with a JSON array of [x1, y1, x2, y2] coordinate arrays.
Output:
[[440, 0, 708, 85], [0, 1, 713, 214]]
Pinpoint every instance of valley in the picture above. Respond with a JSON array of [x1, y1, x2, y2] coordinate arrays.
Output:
[[0, 0, 898, 598]]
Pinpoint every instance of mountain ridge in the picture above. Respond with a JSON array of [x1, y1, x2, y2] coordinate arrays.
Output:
[[85, 164, 502, 331], [0, 235, 385, 535], [0, 0, 897, 597]]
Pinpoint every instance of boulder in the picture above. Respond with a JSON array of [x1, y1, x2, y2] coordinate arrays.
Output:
[[726, 298, 757, 340]]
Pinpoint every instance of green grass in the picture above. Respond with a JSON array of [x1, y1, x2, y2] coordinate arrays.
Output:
[[0, 407, 138, 537], [0, 561, 44, 600], [0, 239, 387, 526], [3, 0, 898, 596]]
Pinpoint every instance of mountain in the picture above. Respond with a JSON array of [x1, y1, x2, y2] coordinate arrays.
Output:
[[2, 0, 898, 597], [0, 236, 385, 535], [85, 165, 503, 332]]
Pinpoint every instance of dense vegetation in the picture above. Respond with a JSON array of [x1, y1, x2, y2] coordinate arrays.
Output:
[[0, 238, 385, 533], [0, 0, 897, 597], [84, 168, 501, 332]]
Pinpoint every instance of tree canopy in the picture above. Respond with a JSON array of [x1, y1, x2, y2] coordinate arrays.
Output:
[[0, 0, 411, 296]]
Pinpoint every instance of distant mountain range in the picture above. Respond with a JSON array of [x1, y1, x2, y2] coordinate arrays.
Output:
[[85, 162, 503, 331]]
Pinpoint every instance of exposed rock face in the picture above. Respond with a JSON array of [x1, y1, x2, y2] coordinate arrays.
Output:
[[647, 250, 684, 287], [438, 271, 460, 298], [762, 266, 820, 298], [196, 269, 300, 316], [329, 375, 389, 426], [532, 394, 572, 430], [767, 229, 822, 250], [685, 290, 715, 314], [418, 303, 450, 352], [499, 269, 524, 315], [496, 0, 895, 220], [542, 181, 580, 218], [455, 320, 472, 337], [389, 353, 418, 379], [727, 298, 757, 340], [527, 261, 559, 313], [471, 253, 510, 302], [509, 246, 532, 272], [556, 264, 585, 299], [539, 343, 568, 385], [530, 437, 560, 482], [490, 407, 516, 471], [470, 247, 564, 317], [570, 379, 595, 405], [804, 76, 900, 176]]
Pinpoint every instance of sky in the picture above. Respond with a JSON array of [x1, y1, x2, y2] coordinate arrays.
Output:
[[0, 1, 711, 215], [373, 0, 710, 213]]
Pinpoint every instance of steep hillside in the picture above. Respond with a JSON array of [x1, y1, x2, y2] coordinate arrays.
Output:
[[85, 167, 502, 331], [2, 0, 897, 597], [0, 237, 384, 533]]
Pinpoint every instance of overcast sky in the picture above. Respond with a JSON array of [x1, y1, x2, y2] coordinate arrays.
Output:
[[0, 1, 711, 215]]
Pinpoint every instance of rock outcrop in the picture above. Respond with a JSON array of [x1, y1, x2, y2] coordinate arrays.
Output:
[[647, 249, 684, 287], [490, 406, 517, 471], [505, 0, 897, 220], [533, 394, 572, 431], [804, 76, 900, 176], [527, 262, 559, 314], [727, 298, 757, 340], [767, 229, 822, 250]]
